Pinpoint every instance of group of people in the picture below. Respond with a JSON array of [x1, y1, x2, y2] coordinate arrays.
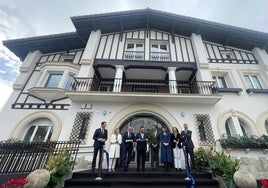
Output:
[[91, 121, 196, 173]]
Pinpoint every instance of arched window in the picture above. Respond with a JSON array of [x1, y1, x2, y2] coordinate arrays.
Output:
[[23, 118, 54, 142], [225, 117, 252, 137]]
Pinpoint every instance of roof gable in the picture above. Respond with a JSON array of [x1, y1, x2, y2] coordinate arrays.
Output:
[[3, 8, 268, 60]]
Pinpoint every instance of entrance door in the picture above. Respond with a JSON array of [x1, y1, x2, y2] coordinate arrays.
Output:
[[119, 113, 170, 166]]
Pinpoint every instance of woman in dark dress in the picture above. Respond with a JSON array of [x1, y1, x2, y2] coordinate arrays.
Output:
[[160, 127, 172, 172]]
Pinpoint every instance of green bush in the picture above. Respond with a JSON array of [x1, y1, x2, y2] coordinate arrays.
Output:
[[45, 150, 75, 188], [219, 135, 268, 149], [194, 147, 239, 188]]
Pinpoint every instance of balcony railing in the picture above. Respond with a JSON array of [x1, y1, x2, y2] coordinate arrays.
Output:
[[124, 51, 144, 60], [123, 51, 171, 62], [70, 77, 217, 95], [0, 140, 80, 174], [150, 52, 170, 62]]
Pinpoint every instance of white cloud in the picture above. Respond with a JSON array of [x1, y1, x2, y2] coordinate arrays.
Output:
[[0, 81, 12, 111]]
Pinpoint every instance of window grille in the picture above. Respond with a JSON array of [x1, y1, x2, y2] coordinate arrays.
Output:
[[70, 112, 92, 142], [194, 114, 215, 145]]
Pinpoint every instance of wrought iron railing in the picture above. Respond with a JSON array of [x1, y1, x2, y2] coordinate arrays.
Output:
[[0, 140, 80, 174], [69, 77, 217, 95]]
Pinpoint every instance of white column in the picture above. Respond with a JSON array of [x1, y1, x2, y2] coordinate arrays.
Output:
[[191, 33, 212, 81], [231, 116, 244, 136], [252, 47, 268, 78], [78, 30, 101, 78], [36, 69, 48, 87], [58, 71, 69, 89], [167, 67, 178, 94], [13, 50, 42, 90], [113, 65, 124, 92], [144, 33, 150, 61]]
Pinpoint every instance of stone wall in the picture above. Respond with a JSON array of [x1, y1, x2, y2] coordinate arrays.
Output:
[[240, 157, 268, 180]]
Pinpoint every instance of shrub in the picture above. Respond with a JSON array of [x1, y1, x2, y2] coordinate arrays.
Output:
[[219, 135, 268, 149], [194, 147, 239, 188], [45, 150, 75, 188]]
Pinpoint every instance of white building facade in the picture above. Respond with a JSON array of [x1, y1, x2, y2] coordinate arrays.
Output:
[[1, 9, 268, 178]]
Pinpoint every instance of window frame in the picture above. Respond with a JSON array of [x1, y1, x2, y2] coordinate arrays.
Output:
[[150, 41, 170, 61], [212, 75, 228, 88], [244, 74, 263, 89], [124, 40, 145, 61], [44, 73, 63, 88], [23, 119, 54, 142]]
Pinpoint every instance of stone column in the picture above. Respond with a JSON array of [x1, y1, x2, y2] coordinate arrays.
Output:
[[167, 67, 178, 94], [191, 33, 212, 81], [14, 50, 42, 90], [76, 30, 101, 91], [252, 47, 268, 78], [113, 65, 124, 92], [78, 30, 101, 78], [231, 116, 244, 136]]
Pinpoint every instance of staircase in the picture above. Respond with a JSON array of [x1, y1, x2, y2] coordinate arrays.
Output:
[[64, 168, 219, 188]]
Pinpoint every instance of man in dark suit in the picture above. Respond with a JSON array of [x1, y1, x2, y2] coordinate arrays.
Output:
[[136, 126, 149, 172], [91, 121, 108, 172], [149, 125, 160, 171], [180, 123, 196, 171], [122, 126, 135, 171]]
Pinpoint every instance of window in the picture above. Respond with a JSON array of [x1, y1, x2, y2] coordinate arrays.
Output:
[[213, 76, 228, 88], [70, 112, 91, 142], [44, 74, 62, 88], [78, 117, 90, 139], [195, 114, 215, 145], [65, 75, 74, 90], [265, 119, 268, 134], [225, 117, 252, 137], [24, 118, 54, 142], [150, 43, 170, 61], [124, 42, 144, 60], [244, 74, 263, 89]]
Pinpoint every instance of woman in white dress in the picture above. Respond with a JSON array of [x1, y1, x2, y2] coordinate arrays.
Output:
[[109, 128, 122, 171]]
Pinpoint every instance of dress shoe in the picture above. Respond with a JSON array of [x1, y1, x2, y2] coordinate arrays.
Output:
[[91, 168, 95, 172], [179, 168, 182, 172]]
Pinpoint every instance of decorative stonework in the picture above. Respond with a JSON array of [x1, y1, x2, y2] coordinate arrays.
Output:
[[240, 157, 268, 180]]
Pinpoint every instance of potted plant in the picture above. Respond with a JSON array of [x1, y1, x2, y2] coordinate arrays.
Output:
[[44, 149, 75, 188], [194, 147, 239, 188]]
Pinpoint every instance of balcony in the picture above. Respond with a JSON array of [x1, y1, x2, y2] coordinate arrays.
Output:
[[65, 78, 222, 104], [150, 52, 170, 62], [124, 51, 144, 61]]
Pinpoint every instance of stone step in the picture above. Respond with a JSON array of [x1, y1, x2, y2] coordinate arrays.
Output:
[[64, 168, 219, 188]]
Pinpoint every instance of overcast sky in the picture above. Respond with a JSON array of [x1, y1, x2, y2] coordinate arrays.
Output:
[[1, 0, 268, 110]]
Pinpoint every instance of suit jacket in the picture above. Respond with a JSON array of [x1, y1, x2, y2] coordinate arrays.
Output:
[[122, 131, 136, 148], [180, 130, 194, 149], [93, 128, 108, 148], [171, 133, 182, 148], [149, 131, 160, 148], [136, 132, 148, 151]]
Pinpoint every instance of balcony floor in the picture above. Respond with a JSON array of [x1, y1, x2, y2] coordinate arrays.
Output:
[[66, 91, 222, 105]]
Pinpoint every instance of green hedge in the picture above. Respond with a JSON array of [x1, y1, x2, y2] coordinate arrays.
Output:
[[219, 135, 268, 149]]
